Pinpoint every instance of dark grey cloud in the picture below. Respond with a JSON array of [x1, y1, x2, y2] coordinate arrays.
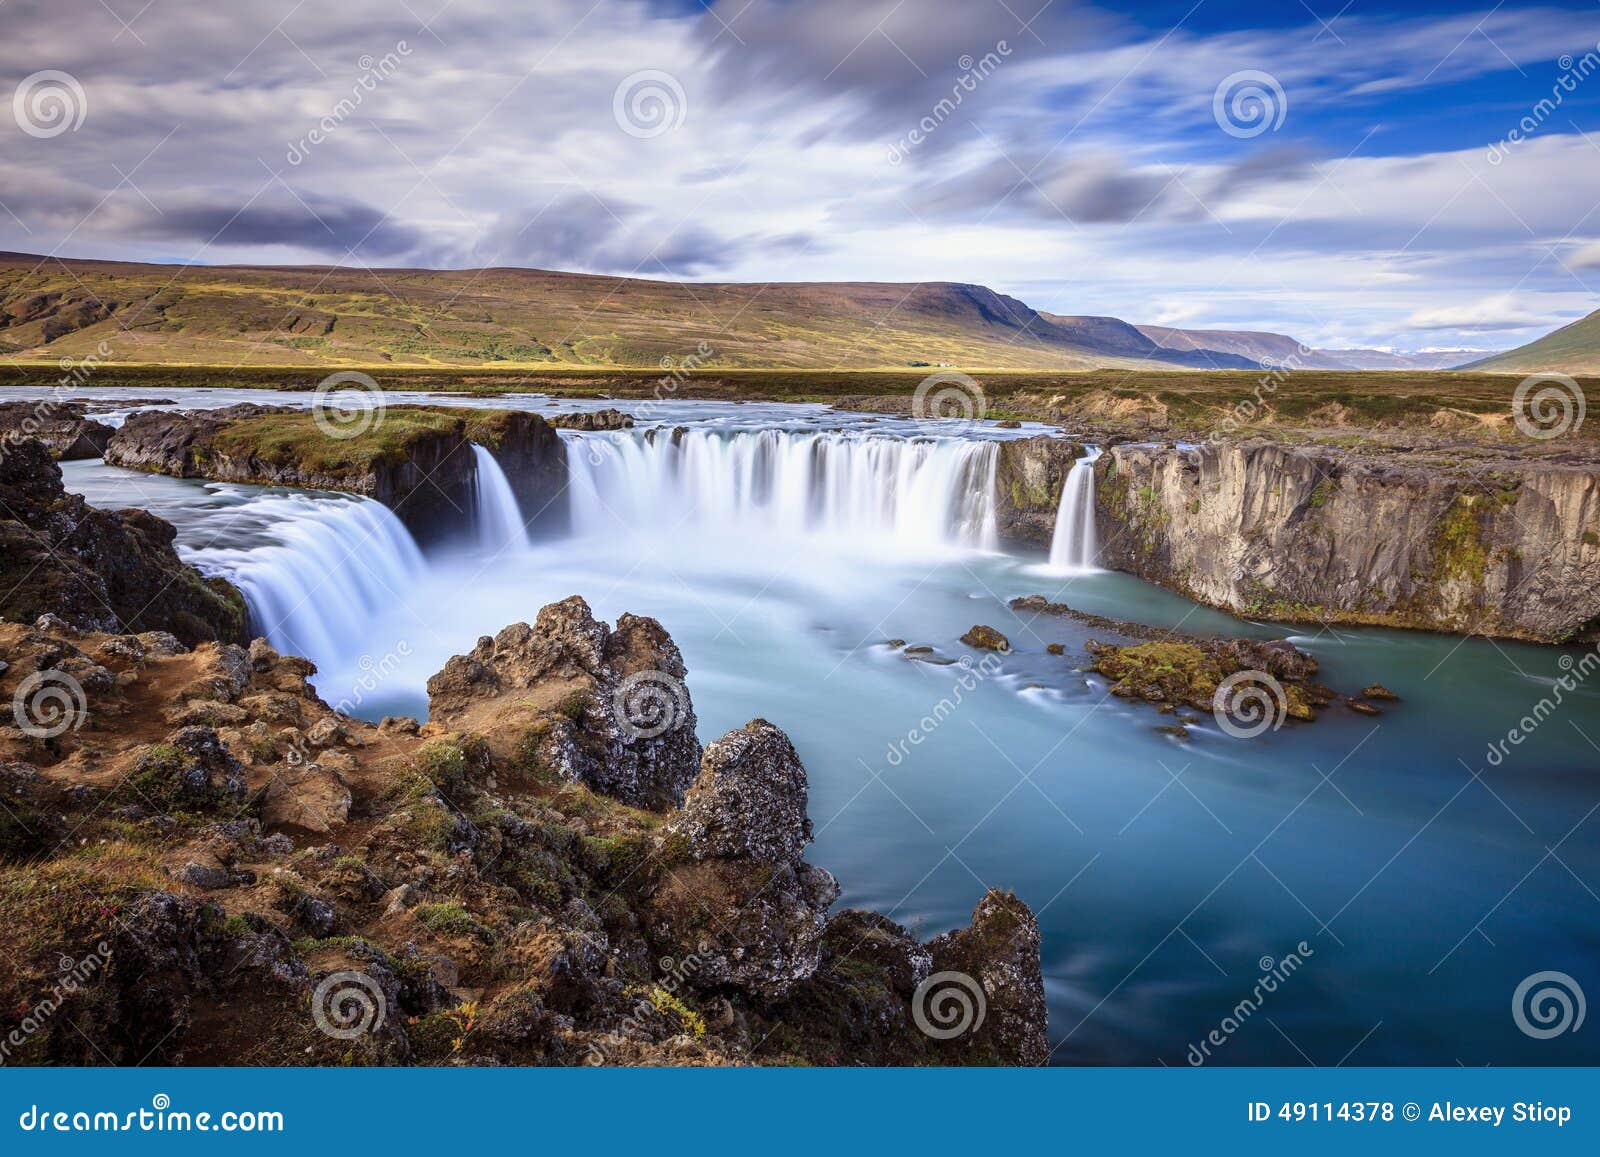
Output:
[[138, 197, 421, 257]]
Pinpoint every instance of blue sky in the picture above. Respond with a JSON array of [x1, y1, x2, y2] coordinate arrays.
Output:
[[3, 0, 1600, 352]]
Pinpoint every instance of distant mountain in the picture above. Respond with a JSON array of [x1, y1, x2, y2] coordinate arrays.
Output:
[[1138, 324, 1502, 371], [1462, 310, 1600, 373], [1041, 315, 1259, 369], [0, 251, 1250, 372]]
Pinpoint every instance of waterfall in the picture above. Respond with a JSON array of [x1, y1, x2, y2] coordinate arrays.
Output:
[[1047, 448, 1101, 570], [561, 428, 999, 551], [470, 443, 527, 553], [183, 492, 427, 662]]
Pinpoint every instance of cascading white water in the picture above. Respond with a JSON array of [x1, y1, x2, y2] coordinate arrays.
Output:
[[1047, 448, 1102, 570], [562, 428, 999, 551], [184, 493, 427, 663], [470, 443, 527, 553]]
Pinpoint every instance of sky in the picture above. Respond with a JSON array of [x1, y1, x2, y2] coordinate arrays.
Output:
[[3, 0, 1600, 353]]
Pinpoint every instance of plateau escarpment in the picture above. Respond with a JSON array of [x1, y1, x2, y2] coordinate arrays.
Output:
[[104, 404, 568, 539], [0, 596, 1047, 1066], [1094, 441, 1600, 643]]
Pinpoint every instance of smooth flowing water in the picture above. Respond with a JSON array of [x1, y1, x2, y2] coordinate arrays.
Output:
[[38, 386, 1600, 1066], [1048, 449, 1101, 570], [470, 444, 528, 555]]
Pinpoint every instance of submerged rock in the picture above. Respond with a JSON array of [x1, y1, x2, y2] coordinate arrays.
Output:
[[960, 624, 1011, 652]]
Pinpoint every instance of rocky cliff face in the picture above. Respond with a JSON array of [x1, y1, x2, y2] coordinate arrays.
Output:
[[0, 400, 114, 460], [0, 600, 1048, 1066], [994, 434, 1081, 545], [1095, 440, 1600, 642], [0, 438, 247, 645], [104, 404, 568, 540]]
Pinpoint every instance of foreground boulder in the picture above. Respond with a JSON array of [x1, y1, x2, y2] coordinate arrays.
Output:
[[0, 438, 247, 645], [0, 605, 1049, 1067], [427, 595, 701, 810]]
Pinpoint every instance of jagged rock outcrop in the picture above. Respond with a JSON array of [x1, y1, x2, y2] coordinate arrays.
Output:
[[426, 595, 702, 810], [0, 438, 248, 645], [0, 605, 1050, 1067], [105, 404, 567, 540], [1096, 440, 1600, 642], [0, 400, 114, 459], [994, 434, 1082, 545], [656, 720, 840, 1000]]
